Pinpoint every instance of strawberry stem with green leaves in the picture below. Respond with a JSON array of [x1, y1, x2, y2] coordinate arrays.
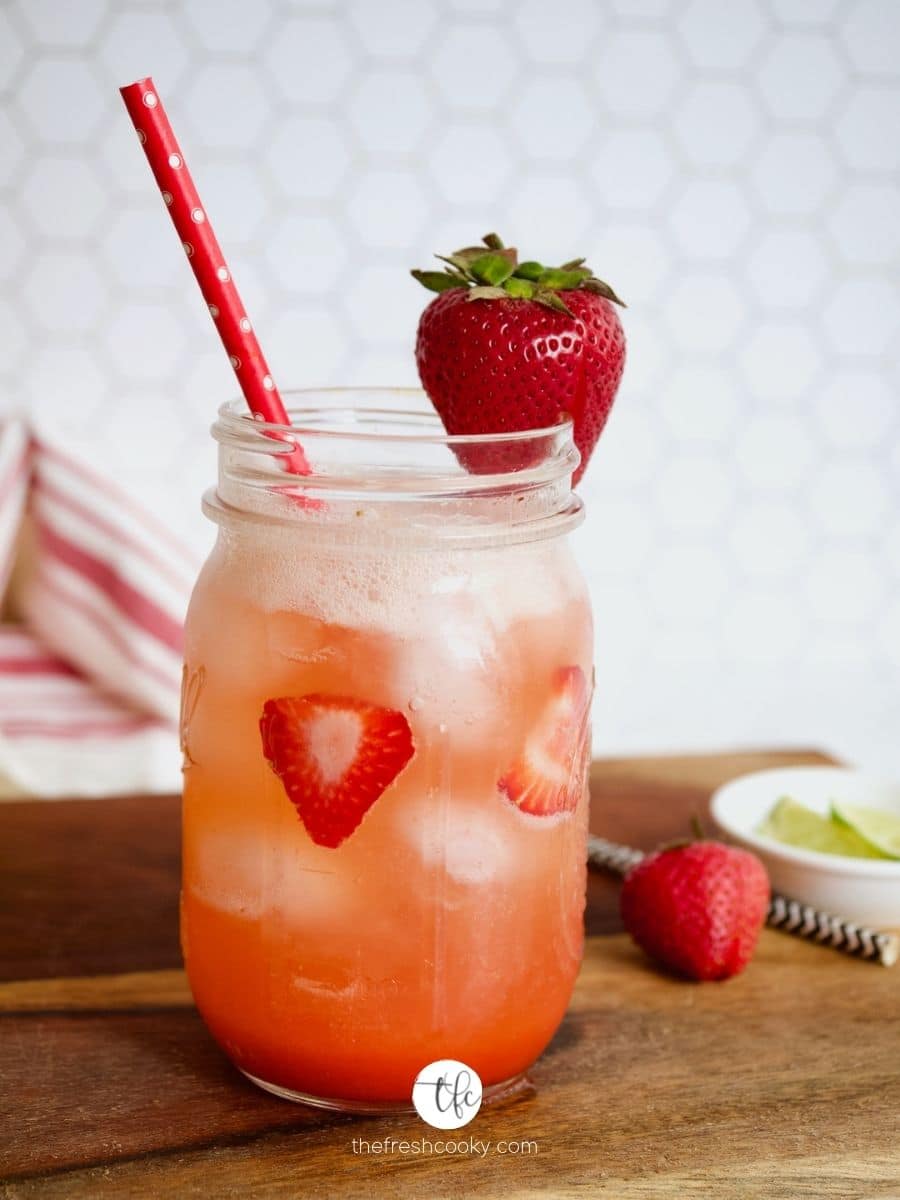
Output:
[[411, 232, 626, 318]]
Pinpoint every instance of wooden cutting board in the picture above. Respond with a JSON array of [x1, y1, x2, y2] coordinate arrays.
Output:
[[1, 749, 898, 1199]]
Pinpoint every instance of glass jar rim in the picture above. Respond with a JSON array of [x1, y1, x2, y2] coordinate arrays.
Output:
[[208, 387, 583, 546], [215, 388, 575, 448]]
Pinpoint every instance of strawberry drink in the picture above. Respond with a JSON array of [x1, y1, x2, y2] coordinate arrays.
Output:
[[181, 234, 625, 1112], [181, 392, 594, 1110], [122, 80, 625, 1112]]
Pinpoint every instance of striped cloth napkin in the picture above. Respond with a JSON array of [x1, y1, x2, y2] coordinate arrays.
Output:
[[0, 419, 195, 798]]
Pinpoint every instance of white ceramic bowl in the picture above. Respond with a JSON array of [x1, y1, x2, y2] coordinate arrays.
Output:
[[710, 766, 900, 928]]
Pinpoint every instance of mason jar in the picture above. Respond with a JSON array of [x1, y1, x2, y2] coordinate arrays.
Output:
[[180, 389, 593, 1113]]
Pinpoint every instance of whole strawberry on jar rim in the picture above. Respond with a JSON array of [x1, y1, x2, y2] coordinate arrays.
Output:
[[411, 233, 626, 484]]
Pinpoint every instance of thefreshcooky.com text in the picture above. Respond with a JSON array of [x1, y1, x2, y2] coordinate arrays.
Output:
[[351, 1137, 538, 1157]]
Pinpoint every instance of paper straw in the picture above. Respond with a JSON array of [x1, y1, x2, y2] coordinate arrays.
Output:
[[119, 76, 309, 476], [588, 835, 899, 968]]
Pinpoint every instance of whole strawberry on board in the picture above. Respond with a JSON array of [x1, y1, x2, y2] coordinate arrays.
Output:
[[412, 233, 626, 485], [620, 839, 770, 982]]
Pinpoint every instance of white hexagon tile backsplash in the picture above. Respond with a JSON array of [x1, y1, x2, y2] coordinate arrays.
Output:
[[1, 0, 898, 768]]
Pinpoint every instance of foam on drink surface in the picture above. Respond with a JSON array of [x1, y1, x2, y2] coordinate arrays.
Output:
[[218, 522, 582, 640]]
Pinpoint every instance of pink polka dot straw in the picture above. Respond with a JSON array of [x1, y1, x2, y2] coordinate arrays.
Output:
[[119, 77, 310, 476]]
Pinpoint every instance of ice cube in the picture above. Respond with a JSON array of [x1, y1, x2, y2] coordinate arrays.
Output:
[[264, 611, 339, 666], [186, 825, 267, 919], [388, 592, 506, 747], [403, 795, 517, 887], [186, 824, 351, 922]]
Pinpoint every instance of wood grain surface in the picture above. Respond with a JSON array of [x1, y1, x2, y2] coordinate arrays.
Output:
[[2, 748, 898, 1199]]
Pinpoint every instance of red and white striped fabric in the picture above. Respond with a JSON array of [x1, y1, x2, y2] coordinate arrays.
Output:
[[0, 419, 196, 797], [25, 437, 195, 721], [0, 420, 31, 598], [0, 626, 178, 796]]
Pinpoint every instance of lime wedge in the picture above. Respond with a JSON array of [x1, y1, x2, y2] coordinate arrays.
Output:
[[756, 796, 890, 859], [831, 802, 900, 860]]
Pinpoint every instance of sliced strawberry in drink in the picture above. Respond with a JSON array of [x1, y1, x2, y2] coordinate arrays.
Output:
[[260, 694, 415, 848], [499, 666, 590, 817]]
